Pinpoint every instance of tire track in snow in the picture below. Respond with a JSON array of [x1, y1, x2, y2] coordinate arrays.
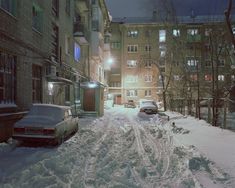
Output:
[[139, 118, 172, 179], [83, 113, 112, 187]]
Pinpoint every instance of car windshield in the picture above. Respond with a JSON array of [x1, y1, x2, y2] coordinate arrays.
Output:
[[141, 101, 156, 106], [28, 105, 64, 122]]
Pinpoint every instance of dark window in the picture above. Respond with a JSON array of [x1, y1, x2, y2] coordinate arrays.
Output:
[[0, 0, 16, 16], [65, 85, 70, 101], [32, 64, 42, 103], [0, 52, 16, 104], [32, 4, 43, 33], [52, 0, 59, 17], [65, 0, 70, 16], [52, 23, 59, 61]]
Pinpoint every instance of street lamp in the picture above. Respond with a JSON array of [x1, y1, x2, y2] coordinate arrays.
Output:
[[107, 57, 113, 65]]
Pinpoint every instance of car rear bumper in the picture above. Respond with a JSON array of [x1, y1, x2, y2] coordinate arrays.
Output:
[[12, 134, 57, 145]]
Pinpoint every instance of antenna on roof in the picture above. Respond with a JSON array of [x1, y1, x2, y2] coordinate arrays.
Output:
[[190, 9, 196, 19]]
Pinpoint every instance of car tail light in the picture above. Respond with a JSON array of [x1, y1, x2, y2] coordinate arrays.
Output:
[[43, 128, 55, 135], [14, 127, 25, 133]]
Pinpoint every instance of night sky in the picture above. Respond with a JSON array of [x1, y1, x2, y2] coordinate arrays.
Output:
[[105, 0, 232, 18]]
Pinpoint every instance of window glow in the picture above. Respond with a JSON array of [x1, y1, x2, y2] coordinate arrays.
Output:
[[74, 42, 81, 62]]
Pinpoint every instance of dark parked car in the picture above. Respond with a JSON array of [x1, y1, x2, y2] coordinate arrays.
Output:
[[12, 104, 79, 145], [124, 100, 136, 108], [139, 100, 158, 115], [199, 98, 224, 108]]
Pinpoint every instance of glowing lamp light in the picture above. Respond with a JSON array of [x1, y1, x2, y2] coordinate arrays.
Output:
[[107, 58, 113, 65], [88, 82, 97, 88], [48, 82, 54, 95]]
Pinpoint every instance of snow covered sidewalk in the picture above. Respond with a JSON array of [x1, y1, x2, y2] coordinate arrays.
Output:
[[165, 111, 235, 183]]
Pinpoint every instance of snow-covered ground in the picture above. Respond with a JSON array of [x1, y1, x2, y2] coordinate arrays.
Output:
[[0, 105, 235, 188]]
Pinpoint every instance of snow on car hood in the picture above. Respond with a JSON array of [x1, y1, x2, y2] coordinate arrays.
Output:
[[140, 103, 157, 108], [14, 115, 60, 127]]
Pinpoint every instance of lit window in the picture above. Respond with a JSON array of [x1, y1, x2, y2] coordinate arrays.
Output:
[[173, 75, 180, 81], [205, 74, 212, 81], [126, 75, 138, 83], [232, 26, 235, 35], [231, 75, 235, 81], [127, 30, 138, 37], [74, 42, 81, 62], [187, 29, 198, 35], [218, 75, 224, 81], [187, 58, 198, 71], [159, 75, 164, 83], [127, 60, 137, 68], [160, 50, 166, 57], [187, 59, 198, 66], [173, 29, 180, 36], [159, 30, 166, 42], [127, 90, 138, 97]]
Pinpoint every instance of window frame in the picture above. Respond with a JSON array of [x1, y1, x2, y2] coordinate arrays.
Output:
[[127, 45, 138, 53], [127, 60, 137, 68], [32, 3, 43, 33], [126, 90, 138, 97], [0, 0, 17, 16], [0, 52, 16, 104], [32, 64, 42, 103]]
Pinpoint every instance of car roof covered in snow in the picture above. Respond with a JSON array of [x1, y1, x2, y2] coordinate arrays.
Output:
[[14, 104, 72, 127]]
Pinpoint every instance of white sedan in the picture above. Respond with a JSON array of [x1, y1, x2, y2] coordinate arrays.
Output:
[[12, 104, 79, 145], [138, 100, 158, 117]]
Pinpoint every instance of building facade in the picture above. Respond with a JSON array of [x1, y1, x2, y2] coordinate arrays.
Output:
[[0, 0, 111, 141], [108, 15, 235, 109]]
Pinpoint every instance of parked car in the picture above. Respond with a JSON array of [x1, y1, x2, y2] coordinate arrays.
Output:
[[138, 100, 158, 115], [199, 98, 224, 108], [12, 104, 79, 145], [124, 100, 136, 108]]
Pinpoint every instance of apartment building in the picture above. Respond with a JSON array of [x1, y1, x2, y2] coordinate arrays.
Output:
[[0, 0, 53, 141], [77, 0, 111, 116], [109, 14, 235, 109], [0, 0, 111, 141]]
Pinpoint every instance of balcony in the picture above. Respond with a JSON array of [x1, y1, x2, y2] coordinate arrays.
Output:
[[74, 0, 89, 12]]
